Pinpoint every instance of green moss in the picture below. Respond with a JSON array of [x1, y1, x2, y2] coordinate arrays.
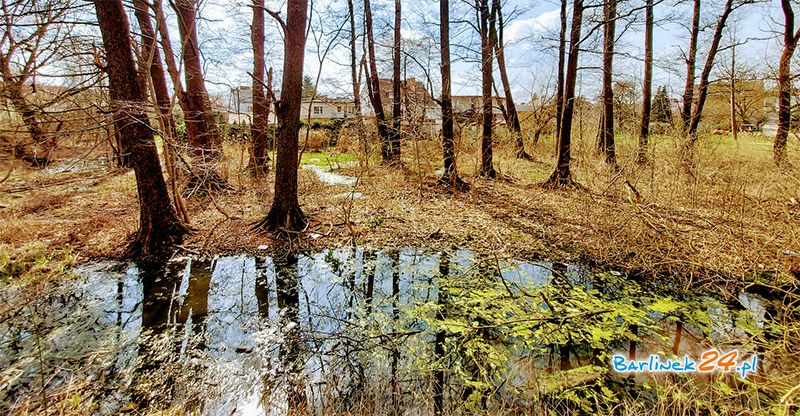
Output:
[[0, 243, 75, 282]]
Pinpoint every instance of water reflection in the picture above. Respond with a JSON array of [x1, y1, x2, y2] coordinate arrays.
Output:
[[0, 249, 773, 415]]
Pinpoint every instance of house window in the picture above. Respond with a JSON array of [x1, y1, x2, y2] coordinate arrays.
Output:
[[313, 106, 323, 115], [337, 106, 342, 112]]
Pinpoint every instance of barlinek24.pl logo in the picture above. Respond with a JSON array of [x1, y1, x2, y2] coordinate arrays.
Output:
[[612, 350, 758, 378]]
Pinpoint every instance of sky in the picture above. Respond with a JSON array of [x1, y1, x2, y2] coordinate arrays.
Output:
[[150, 0, 786, 104]]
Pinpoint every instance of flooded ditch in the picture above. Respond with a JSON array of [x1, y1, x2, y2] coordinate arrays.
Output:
[[0, 248, 776, 414]]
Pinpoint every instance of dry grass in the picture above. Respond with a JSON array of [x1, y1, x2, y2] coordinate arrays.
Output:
[[1, 127, 798, 414], [1, 129, 798, 291]]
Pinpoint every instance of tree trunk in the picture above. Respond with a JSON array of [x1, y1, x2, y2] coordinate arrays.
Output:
[[0, 17, 58, 167], [555, 0, 567, 142], [364, 0, 392, 164], [680, 0, 738, 174], [479, 0, 497, 178], [492, 0, 529, 160], [133, 0, 189, 223], [544, 0, 583, 187], [249, 0, 270, 176], [0, 77, 53, 167], [93, 0, 190, 257], [133, 0, 177, 147], [776, 0, 799, 165], [438, 0, 468, 190], [730, 39, 737, 142], [174, 0, 226, 194], [347, 0, 367, 164], [390, 0, 402, 164], [686, 0, 735, 139], [153, 0, 190, 122], [252, 0, 309, 232], [598, 0, 616, 165], [680, 0, 701, 131], [637, 0, 653, 164]]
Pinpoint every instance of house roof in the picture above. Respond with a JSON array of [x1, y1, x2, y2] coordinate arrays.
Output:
[[377, 78, 435, 107]]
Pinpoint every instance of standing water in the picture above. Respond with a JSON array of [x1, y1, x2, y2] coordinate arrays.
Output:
[[0, 248, 770, 415]]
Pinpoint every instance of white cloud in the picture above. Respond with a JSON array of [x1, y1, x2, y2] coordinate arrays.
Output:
[[504, 8, 560, 43], [401, 28, 428, 41]]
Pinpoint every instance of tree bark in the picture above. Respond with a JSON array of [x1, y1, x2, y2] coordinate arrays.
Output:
[[555, 0, 567, 142], [364, 0, 392, 164], [479, 0, 497, 178], [637, 0, 654, 164], [598, 0, 617, 165], [390, 0, 402, 164], [776, 0, 799, 165], [173, 0, 226, 194], [133, 0, 189, 223], [93, 0, 190, 257], [0, 74, 52, 166], [347, 0, 367, 164], [686, 0, 735, 139], [249, 0, 270, 176], [153, 0, 189, 121], [438, 0, 468, 190], [730, 39, 737, 142], [680, 0, 701, 131], [252, 0, 309, 232], [492, 0, 529, 160], [0, 2, 66, 167], [544, 0, 583, 187], [133, 0, 176, 147]]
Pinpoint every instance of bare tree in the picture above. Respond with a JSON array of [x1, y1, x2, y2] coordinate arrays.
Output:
[[555, 0, 567, 141], [597, 0, 617, 165], [544, 0, 583, 187], [133, 0, 189, 223], [718, 61, 767, 129], [0, 0, 94, 166], [683, 0, 744, 155], [173, 0, 226, 193], [438, 0, 469, 189], [93, 0, 190, 257], [347, 0, 367, 162], [249, 0, 270, 176], [153, 0, 189, 122], [776, 0, 800, 164], [638, 0, 654, 163], [492, 0, 530, 160], [479, 0, 497, 178], [390, 0, 402, 164], [680, 0, 701, 131], [252, 0, 310, 232], [364, 0, 393, 164], [729, 30, 738, 142]]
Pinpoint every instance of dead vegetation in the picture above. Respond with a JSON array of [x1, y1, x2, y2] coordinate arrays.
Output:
[[1, 129, 797, 290]]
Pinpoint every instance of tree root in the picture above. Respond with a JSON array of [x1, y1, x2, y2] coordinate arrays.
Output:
[[127, 218, 193, 259], [478, 167, 497, 179], [515, 149, 533, 161], [251, 204, 307, 233], [436, 173, 470, 191], [541, 169, 585, 190]]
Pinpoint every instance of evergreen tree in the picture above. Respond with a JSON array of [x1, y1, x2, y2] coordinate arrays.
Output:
[[302, 75, 316, 99], [652, 86, 673, 125]]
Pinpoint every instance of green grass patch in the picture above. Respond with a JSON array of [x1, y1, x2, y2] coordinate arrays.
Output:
[[300, 151, 359, 167]]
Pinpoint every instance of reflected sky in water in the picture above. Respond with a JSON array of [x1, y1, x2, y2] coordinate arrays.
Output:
[[1, 248, 770, 415]]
